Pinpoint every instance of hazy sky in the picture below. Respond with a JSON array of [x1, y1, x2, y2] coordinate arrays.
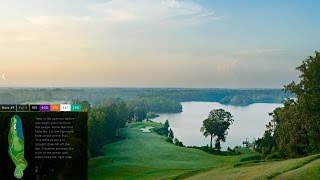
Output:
[[0, 0, 319, 88]]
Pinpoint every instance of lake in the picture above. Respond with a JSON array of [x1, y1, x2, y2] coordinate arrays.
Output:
[[153, 101, 282, 149]]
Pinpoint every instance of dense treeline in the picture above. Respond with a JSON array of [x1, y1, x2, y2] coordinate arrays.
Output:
[[88, 99, 128, 157], [140, 89, 289, 106], [256, 51, 320, 159], [127, 96, 182, 113], [0, 87, 289, 107], [93, 96, 181, 121]]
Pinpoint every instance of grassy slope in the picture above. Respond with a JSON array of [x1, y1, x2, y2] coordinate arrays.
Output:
[[88, 122, 258, 180], [88, 122, 320, 179], [186, 154, 320, 180], [274, 158, 320, 179]]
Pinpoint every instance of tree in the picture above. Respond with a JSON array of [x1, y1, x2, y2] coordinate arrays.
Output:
[[155, 120, 171, 136], [200, 109, 234, 151], [88, 100, 129, 157], [88, 109, 106, 156], [115, 100, 128, 129], [134, 107, 147, 122], [260, 51, 320, 158], [164, 120, 170, 136], [284, 51, 320, 153], [174, 138, 184, 147], [168, 128, 174, 139], [255, 130, 274, 158], [165, 128, 175, 144]]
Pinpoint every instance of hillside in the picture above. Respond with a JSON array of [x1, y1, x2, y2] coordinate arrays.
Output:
[[88, 121, 320, 180], [186, 154, 320, 180], [88, 122, 261, 179]]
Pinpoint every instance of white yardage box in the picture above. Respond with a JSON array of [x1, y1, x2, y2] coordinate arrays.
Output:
[[60, 104, 71, 111]]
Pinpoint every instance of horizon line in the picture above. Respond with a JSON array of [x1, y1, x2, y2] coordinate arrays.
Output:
[[0, 86, 284, 90]]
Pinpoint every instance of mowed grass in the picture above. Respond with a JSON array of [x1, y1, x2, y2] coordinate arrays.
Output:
[[88, 121, 320, 179], [274, 158, 320, 180], [88, 122, 258, 180], [185, 153, 320, 180]]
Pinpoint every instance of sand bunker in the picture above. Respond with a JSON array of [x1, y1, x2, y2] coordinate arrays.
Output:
[[140, 126, 155, 133]]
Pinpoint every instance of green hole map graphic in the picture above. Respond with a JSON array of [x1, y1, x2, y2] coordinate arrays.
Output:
[[8, 115, 28, 179]]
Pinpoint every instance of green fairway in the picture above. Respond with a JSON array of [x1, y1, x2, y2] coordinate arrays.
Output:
[[88, 121, 320, 179], [88, 122, 258, 180]]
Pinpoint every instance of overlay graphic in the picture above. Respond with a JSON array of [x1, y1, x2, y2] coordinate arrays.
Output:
[[8, 115, 28, 179]]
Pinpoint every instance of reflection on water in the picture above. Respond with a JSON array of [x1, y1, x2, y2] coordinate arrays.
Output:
[[153, 102, 282, 149]]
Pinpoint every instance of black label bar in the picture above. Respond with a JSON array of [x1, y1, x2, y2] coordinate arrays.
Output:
[[30, 105, 40, 112], [17, 104, 30, 112], [0, 105, 16, 112]]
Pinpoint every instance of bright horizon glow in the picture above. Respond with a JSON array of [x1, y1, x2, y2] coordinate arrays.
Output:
[[0, 0, 319, 88]]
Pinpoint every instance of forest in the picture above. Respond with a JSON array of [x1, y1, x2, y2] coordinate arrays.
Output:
[[0, 87, 289, 110]]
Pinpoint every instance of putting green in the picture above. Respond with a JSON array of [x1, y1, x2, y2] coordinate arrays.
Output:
[[8, 115, 28, 179]]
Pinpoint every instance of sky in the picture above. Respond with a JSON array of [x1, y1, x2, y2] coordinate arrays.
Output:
[[0, 0, 319, 88]]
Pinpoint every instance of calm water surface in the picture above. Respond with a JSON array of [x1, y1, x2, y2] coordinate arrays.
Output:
[[153, 102, 282, 149]]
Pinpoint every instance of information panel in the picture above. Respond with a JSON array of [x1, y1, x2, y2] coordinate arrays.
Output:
[[0, 105, 88, 180]]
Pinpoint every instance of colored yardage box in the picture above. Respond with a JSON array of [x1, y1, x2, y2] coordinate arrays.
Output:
[[71, 104, 82, 112], [30, 105, 40, 112], [17, 104, 29, 112], [39, 104, 50, 112], [50, 104, 60, 112], [60, 104, 71, 112]]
